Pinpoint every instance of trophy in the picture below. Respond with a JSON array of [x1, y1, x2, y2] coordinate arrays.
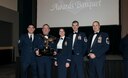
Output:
[[39, 35, 56, 56]]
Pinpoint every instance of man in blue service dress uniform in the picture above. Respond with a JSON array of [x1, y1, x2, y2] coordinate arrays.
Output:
[[35, 24, 56, 78], [69, 20, 88, 78], [54, 28, 72, 78], [18, 24, 38, 78], [87, 21, 110, 78]]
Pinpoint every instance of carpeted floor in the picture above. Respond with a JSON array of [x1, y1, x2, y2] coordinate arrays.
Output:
[[0, 63, 16, 78]]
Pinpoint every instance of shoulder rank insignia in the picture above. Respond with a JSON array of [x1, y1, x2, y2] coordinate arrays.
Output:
[[18, 40, 20, 43], [106, 37, 110, 45]]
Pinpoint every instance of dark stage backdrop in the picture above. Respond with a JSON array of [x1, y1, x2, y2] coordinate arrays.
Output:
[[0, 20, 13, 64], [0, 20, 12, 46]]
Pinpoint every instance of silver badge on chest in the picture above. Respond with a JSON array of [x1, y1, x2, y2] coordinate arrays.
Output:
[[64, 41, 67, 46], [98, 35, 102, 43], [78, 35, 81, 40]]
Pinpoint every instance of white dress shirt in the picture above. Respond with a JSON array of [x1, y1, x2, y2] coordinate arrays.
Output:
[[91, 34, 97, 47], [57, 36, 65, 49], [90, 31, 99, 48], [28, 33, 34, 41], [72, 31, 78, 49]]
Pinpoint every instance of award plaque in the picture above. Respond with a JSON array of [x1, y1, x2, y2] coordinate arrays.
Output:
[[39, 48, 55, 56], [39, 35, 56, 56]]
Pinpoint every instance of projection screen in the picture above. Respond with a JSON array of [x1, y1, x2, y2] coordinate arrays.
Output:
[[37, 0, 119, 28]]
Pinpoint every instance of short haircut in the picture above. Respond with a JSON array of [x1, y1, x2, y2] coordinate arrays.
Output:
[[42, 24, 50, 28], [59, 28, 65, 32], [92, 21, 100, 26], [72, 20, 79, 26], [27, 24, 35, 28]]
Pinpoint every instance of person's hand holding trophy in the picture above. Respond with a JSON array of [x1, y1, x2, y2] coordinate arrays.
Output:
[[36, 35, 56, 56]]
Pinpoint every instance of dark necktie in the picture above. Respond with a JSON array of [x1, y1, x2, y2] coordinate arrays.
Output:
[[94, 32, 98, 35], [60, 38, 63, 40], [30, 35, 32, 41], [73, 32, 78, 34]]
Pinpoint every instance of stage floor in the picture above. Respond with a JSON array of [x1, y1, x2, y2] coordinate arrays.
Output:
[[84, 54, 123, 61], [0, 55, 124, 78], [0, 63, 15, 78]]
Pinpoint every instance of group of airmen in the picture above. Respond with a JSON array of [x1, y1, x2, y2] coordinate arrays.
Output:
[[18, 20, 110, 78]]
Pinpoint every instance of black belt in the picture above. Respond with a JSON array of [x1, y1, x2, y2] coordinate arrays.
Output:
[[57, 49, 62, 52], [57, 49, 62, 55], [72, 50, 80, 55], [72, 50, 75, 55]]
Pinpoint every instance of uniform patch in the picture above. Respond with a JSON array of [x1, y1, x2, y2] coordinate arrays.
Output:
[[64, 41, 67, 46], [18, 40, 20, 43], [78, 35, 81, 40], [98, 36, 102, 43], [106, 37, 110, 44], [84, 37, 87, 42]]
